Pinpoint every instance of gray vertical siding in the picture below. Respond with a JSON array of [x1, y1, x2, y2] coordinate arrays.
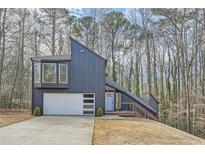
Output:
[[32, 38, 106, 114], [69, 38, 105, 111]]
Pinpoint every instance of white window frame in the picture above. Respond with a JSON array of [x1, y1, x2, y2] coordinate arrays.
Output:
[[34, 62, 41, 84], [42, 63, 57, 83], [59, 64, 68, 84]]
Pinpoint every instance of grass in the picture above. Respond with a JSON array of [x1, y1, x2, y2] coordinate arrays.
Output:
[[92, 118, 205, 145], [0, 115, 33, 127]]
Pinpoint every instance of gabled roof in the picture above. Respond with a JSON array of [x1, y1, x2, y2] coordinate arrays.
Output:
[[31, 54, 71, 62], [105, 77, 157, 114]]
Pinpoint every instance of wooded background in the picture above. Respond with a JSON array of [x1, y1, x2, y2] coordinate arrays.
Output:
[[0, 8, 205, 138]]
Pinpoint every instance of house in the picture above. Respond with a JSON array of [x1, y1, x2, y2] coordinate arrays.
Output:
[[31, 37, 159, 120]]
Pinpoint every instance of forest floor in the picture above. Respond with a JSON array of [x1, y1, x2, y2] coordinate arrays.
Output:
[[0, 108, 31, 115], [92, 118, 205, 145], [0, 115, 33, 127], [0, 108, 32, 127]]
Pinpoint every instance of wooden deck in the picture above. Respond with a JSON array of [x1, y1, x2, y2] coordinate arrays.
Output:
[[105, 102, 158, 121], [105, 111, 140, 117]]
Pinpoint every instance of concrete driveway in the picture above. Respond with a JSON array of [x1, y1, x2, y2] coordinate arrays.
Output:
[[0, 116, 94, 145]]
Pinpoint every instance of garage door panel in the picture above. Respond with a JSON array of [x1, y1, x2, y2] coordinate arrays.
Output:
[[44, 93, 83, 115]]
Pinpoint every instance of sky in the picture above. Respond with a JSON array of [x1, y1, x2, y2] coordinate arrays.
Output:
[[69, 8, 162, 29]]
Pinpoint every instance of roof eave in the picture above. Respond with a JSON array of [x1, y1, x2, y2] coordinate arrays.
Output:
[[32, 59, 71, 62]]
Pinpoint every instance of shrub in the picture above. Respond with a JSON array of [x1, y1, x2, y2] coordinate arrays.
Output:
[[33, 106, 41, 116], [96, 107, 103, 117]]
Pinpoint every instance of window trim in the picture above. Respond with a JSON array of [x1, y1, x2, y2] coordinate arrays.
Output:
[[59, 64, 68, 84], [115, 93, 121, 110], [34, 62, 41, 84], [42, 63, 57, 83]]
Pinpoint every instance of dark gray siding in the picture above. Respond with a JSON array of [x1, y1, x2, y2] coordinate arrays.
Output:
[[32, 38, 106, 114], [69, 38, 105, 111]]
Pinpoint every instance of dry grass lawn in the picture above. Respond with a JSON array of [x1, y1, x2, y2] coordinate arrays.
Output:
[[0, 115, 33, 127], [93, 118, 205, 145]]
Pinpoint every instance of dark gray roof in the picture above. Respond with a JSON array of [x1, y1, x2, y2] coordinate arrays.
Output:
[[31, 54, 71, 62], [105, 77, 157, 114]]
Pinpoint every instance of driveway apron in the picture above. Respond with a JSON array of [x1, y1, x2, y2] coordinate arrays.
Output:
[[0, 116, 94, 145]]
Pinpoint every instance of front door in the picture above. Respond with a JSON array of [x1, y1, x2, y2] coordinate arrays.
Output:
[[105, 92, 114, 112]]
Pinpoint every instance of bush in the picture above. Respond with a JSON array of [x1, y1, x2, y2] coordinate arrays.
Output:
[[33, 106, 41, 116], [96, 107, 103, 117]]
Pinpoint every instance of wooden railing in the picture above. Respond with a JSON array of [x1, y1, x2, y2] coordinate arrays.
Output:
[[121, 102, 158, 121]]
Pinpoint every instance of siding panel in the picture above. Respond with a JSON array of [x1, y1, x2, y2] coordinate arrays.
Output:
[[32, 38, 106, 115]]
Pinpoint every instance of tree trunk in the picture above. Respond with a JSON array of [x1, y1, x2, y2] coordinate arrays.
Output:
[[128, 55, 133, 92], [146, 33, 151, 94], [0, 8, 2, 50], [153, 38, 158, 98], [34, 30, 38, 57], [91, 9, 96, 51], [9, 41, 20, 108], [0, 8, 7, 94], [202, 9, 205, 96], [203, 49, 205, 96], [160, 52, 166, 123], [19, 9, 26, 106], [135, 59, 140, 97], [186, 73, 191, 133], [121, 58, 124, 87], [111, 31, 117, 82], [51, 9, 56, 55], [141, 62, 144, 94], [194, 21, 198, 93]]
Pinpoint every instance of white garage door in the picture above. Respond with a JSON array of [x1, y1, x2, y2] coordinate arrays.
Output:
[[43, 93, 95, 115]]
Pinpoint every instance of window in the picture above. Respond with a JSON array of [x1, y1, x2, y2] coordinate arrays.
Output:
[[84, 99, 94, 103], [59, 64, 68, 84], [43, 63, 56, 83], [34, 62, 41, 83], [83, 93, 95, 115], [83, 94, 94, 98], [83, 111, 94, 114], [83, 105, 94, 109], [107, 93, 112, 97]]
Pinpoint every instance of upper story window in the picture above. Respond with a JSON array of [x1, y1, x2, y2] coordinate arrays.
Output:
[[43, 63, 56, 83], [34, 62, 41, 84], [59, 64, 68, 84]]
